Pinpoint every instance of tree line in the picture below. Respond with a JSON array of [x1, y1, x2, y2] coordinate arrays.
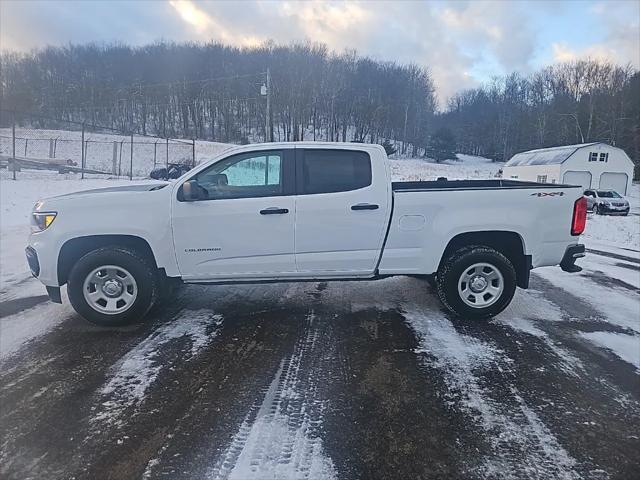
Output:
[[0, 41, 436, 155], [436, 60, 639, 167], [0, 41, 637, 171]]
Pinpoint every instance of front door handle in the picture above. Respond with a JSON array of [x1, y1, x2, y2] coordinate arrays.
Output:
[[260, 207, 289, 215], [351, 203, 379, 211]]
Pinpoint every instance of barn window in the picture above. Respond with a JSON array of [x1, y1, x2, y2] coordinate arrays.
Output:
[[599, 152, 608, 162], [589, 152, 598, 162], [537, 175, 548, 183]]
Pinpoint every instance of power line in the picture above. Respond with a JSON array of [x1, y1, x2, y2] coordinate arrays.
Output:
[[54, 96, 263, 114], [136, 71, 267, 89]]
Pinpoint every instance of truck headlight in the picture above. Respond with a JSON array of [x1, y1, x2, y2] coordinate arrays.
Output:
[[31, 212, 57, 232]]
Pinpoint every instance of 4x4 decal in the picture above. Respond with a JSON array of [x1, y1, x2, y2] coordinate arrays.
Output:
[[530, 191, 565, 197]]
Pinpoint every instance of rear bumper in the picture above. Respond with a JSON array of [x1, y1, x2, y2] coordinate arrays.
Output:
[[560, 244, 585, 273]]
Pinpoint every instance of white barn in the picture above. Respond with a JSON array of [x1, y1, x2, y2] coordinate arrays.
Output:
[[502, 142, 634, 195]]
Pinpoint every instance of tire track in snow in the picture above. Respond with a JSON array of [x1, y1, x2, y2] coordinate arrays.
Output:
[[90, 309, 223, 430], [207, 312, 336, 480], [403, 308, 580, 479]]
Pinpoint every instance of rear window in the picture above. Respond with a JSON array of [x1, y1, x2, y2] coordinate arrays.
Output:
[[301, 150, 371, 194]]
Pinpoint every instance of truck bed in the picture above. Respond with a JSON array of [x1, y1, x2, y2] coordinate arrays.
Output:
[[392, 179, 579, 192]]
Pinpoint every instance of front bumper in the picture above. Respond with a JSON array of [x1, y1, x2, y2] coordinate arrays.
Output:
[[25, 245, 62, 304], [25, 246, 40, 277], [599, 204, 630, 215], [560, 244, 585, 273]]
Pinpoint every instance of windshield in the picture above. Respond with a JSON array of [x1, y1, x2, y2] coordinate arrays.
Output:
[[597, 191, 622, 198]]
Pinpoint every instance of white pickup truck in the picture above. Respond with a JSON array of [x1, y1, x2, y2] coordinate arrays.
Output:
[[26, 142, 587, 325]]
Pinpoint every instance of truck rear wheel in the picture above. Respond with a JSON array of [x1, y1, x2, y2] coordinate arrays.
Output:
[[67, 247, 158, 326], [436, 245, 516, 320]]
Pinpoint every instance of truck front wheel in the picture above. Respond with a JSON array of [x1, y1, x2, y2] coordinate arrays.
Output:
[[67, 247, 159, 326], [436, 245, 516, 320]]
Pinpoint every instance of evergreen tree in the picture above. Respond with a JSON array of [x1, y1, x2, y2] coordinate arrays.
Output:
[[428, 127, 457, 163]]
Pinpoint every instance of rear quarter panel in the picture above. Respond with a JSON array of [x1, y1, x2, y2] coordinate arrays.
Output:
[[378, 186, 583, 275]]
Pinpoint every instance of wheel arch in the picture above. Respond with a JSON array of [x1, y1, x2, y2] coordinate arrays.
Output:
[[439, 231, 531, 288], [57, 235, 158, 286]]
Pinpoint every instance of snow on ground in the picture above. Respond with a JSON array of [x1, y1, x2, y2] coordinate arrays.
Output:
[[1, 169, 154, 228], [207, 314, 336, 480], [581, 182, 640, 252], [536, 251, 640, 371], [92, 310, 223, 428], [536, 264, 639, 335], [580, 331, 640, 371], [0, 301, 73, 359], [497, 289, 585, 376], [389, 153, 502, 181], [404, 306, 580, 479]]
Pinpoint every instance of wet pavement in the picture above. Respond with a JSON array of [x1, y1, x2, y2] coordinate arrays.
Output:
[[1, 255, 639, 480]]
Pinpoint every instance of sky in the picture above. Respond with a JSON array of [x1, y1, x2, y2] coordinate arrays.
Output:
[[1, 0, 638, 101]]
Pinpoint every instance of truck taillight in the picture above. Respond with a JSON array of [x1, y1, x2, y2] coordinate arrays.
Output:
[[571, 197, 587, 236]]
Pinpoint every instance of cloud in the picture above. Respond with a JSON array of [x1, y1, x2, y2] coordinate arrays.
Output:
[[169, 0, 211, 32], [552, 42, 618, 64], [552, 9, 639, 69], [280, 1, 370, 36], [571, 0, 640, 67], [168, 0, 262, 46], [438, 1, 536, 72]]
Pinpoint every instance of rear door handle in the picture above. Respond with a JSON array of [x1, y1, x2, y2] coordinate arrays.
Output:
[[260, 207, 289, 215], [351, 203, 379, 211]]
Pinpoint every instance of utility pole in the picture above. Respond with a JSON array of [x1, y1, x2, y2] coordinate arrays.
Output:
[[11, 117, 16, 180], [81, 123, 85, 179], [265, 69, 271, 142]]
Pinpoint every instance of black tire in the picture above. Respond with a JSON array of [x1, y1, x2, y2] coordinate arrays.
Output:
[[596, 204, 603, 215], [67, 247, 159, 326], [436, 245, 517, 320]]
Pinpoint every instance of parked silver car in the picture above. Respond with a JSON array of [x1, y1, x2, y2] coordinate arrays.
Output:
[[583, 189, 630, 216]]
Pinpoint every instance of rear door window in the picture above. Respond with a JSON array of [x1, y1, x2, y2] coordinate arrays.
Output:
[[299, 150, 371, 194]]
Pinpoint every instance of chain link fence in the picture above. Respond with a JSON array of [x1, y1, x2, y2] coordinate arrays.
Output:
[[0, 111, 204, 180]]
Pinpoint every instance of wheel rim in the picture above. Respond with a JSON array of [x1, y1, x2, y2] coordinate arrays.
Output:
[[82, 265, 138, 315], [458, 262, 504, 308]]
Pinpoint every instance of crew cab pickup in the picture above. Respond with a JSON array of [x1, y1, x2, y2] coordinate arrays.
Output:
[[27, 142, 587, 325]]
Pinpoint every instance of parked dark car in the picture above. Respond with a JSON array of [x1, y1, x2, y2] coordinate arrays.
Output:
[[150, 163, 192, 180]]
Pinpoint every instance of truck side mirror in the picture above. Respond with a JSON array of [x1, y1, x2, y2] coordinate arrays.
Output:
[[180, 179, 206, 201]]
